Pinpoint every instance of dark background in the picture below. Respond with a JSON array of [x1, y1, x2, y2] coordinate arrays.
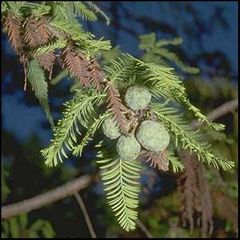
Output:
[[1, 1, 238, 238]]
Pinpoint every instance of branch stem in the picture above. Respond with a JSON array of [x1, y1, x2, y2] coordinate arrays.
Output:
[[74, 192, 97, 238]]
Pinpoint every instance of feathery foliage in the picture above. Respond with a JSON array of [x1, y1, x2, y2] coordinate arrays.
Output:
[[3, 12, 24, 55], [23, 16, 53, 48], [2, 1, 26, 16], [48, 2, 111, 57], [104, 53, 224, 132], [2, 1, 235, 234], [139, 33, 200, 74], [61, 46, 106, 90], [63, 2, 97, 22], [27, 60, 54, 127], [103, 55, 137, 88], [151, 101, 234, 170], [72, 112, 111, 157], [34, 39, 67, 55], [97, 155, 142, 231], [126, 54, 225, 131], [1, 213, 55, 238], [2, 0, 111, 124], [41, 89, 106, 167], [168, 151, 185, 173]]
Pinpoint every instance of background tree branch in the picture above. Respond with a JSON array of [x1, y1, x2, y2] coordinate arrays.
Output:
[[1, 99, 238, 220], [2, 174, 98, 219], [191, 99, 238, 130]]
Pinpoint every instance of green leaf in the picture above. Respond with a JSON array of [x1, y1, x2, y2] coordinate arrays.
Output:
[[31, 4, 51, 17], [30, 219, 55, 237], [97, 156, 142, 232], [156, 37, 183, 47], [5, 1, 26, 15], [167, 152, 185, 172], [153, 48, 200, 74], [72, 112, 111, 156], [139, 33, 199, 74], [127, 55, 223, 131], [64, 2, 97, 21], [103, 54, 138, 88], [9, 217, 20, 238], [41, 89, 106, 167], [27, 60, 54, 127], [34, 38, 67, 55], [50, 18, 111, 57], [19, 214, 28, 229], [151, 102, 234, 171], [139, 33, 157, 50]]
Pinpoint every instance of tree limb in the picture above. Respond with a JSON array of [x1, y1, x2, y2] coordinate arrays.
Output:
[[1, 99, 238, 220], [1, 174, 98, 219]]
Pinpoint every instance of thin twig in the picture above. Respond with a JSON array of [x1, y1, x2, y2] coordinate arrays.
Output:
[[74, 192, 97, 238], [136, 219, 153, 238]]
